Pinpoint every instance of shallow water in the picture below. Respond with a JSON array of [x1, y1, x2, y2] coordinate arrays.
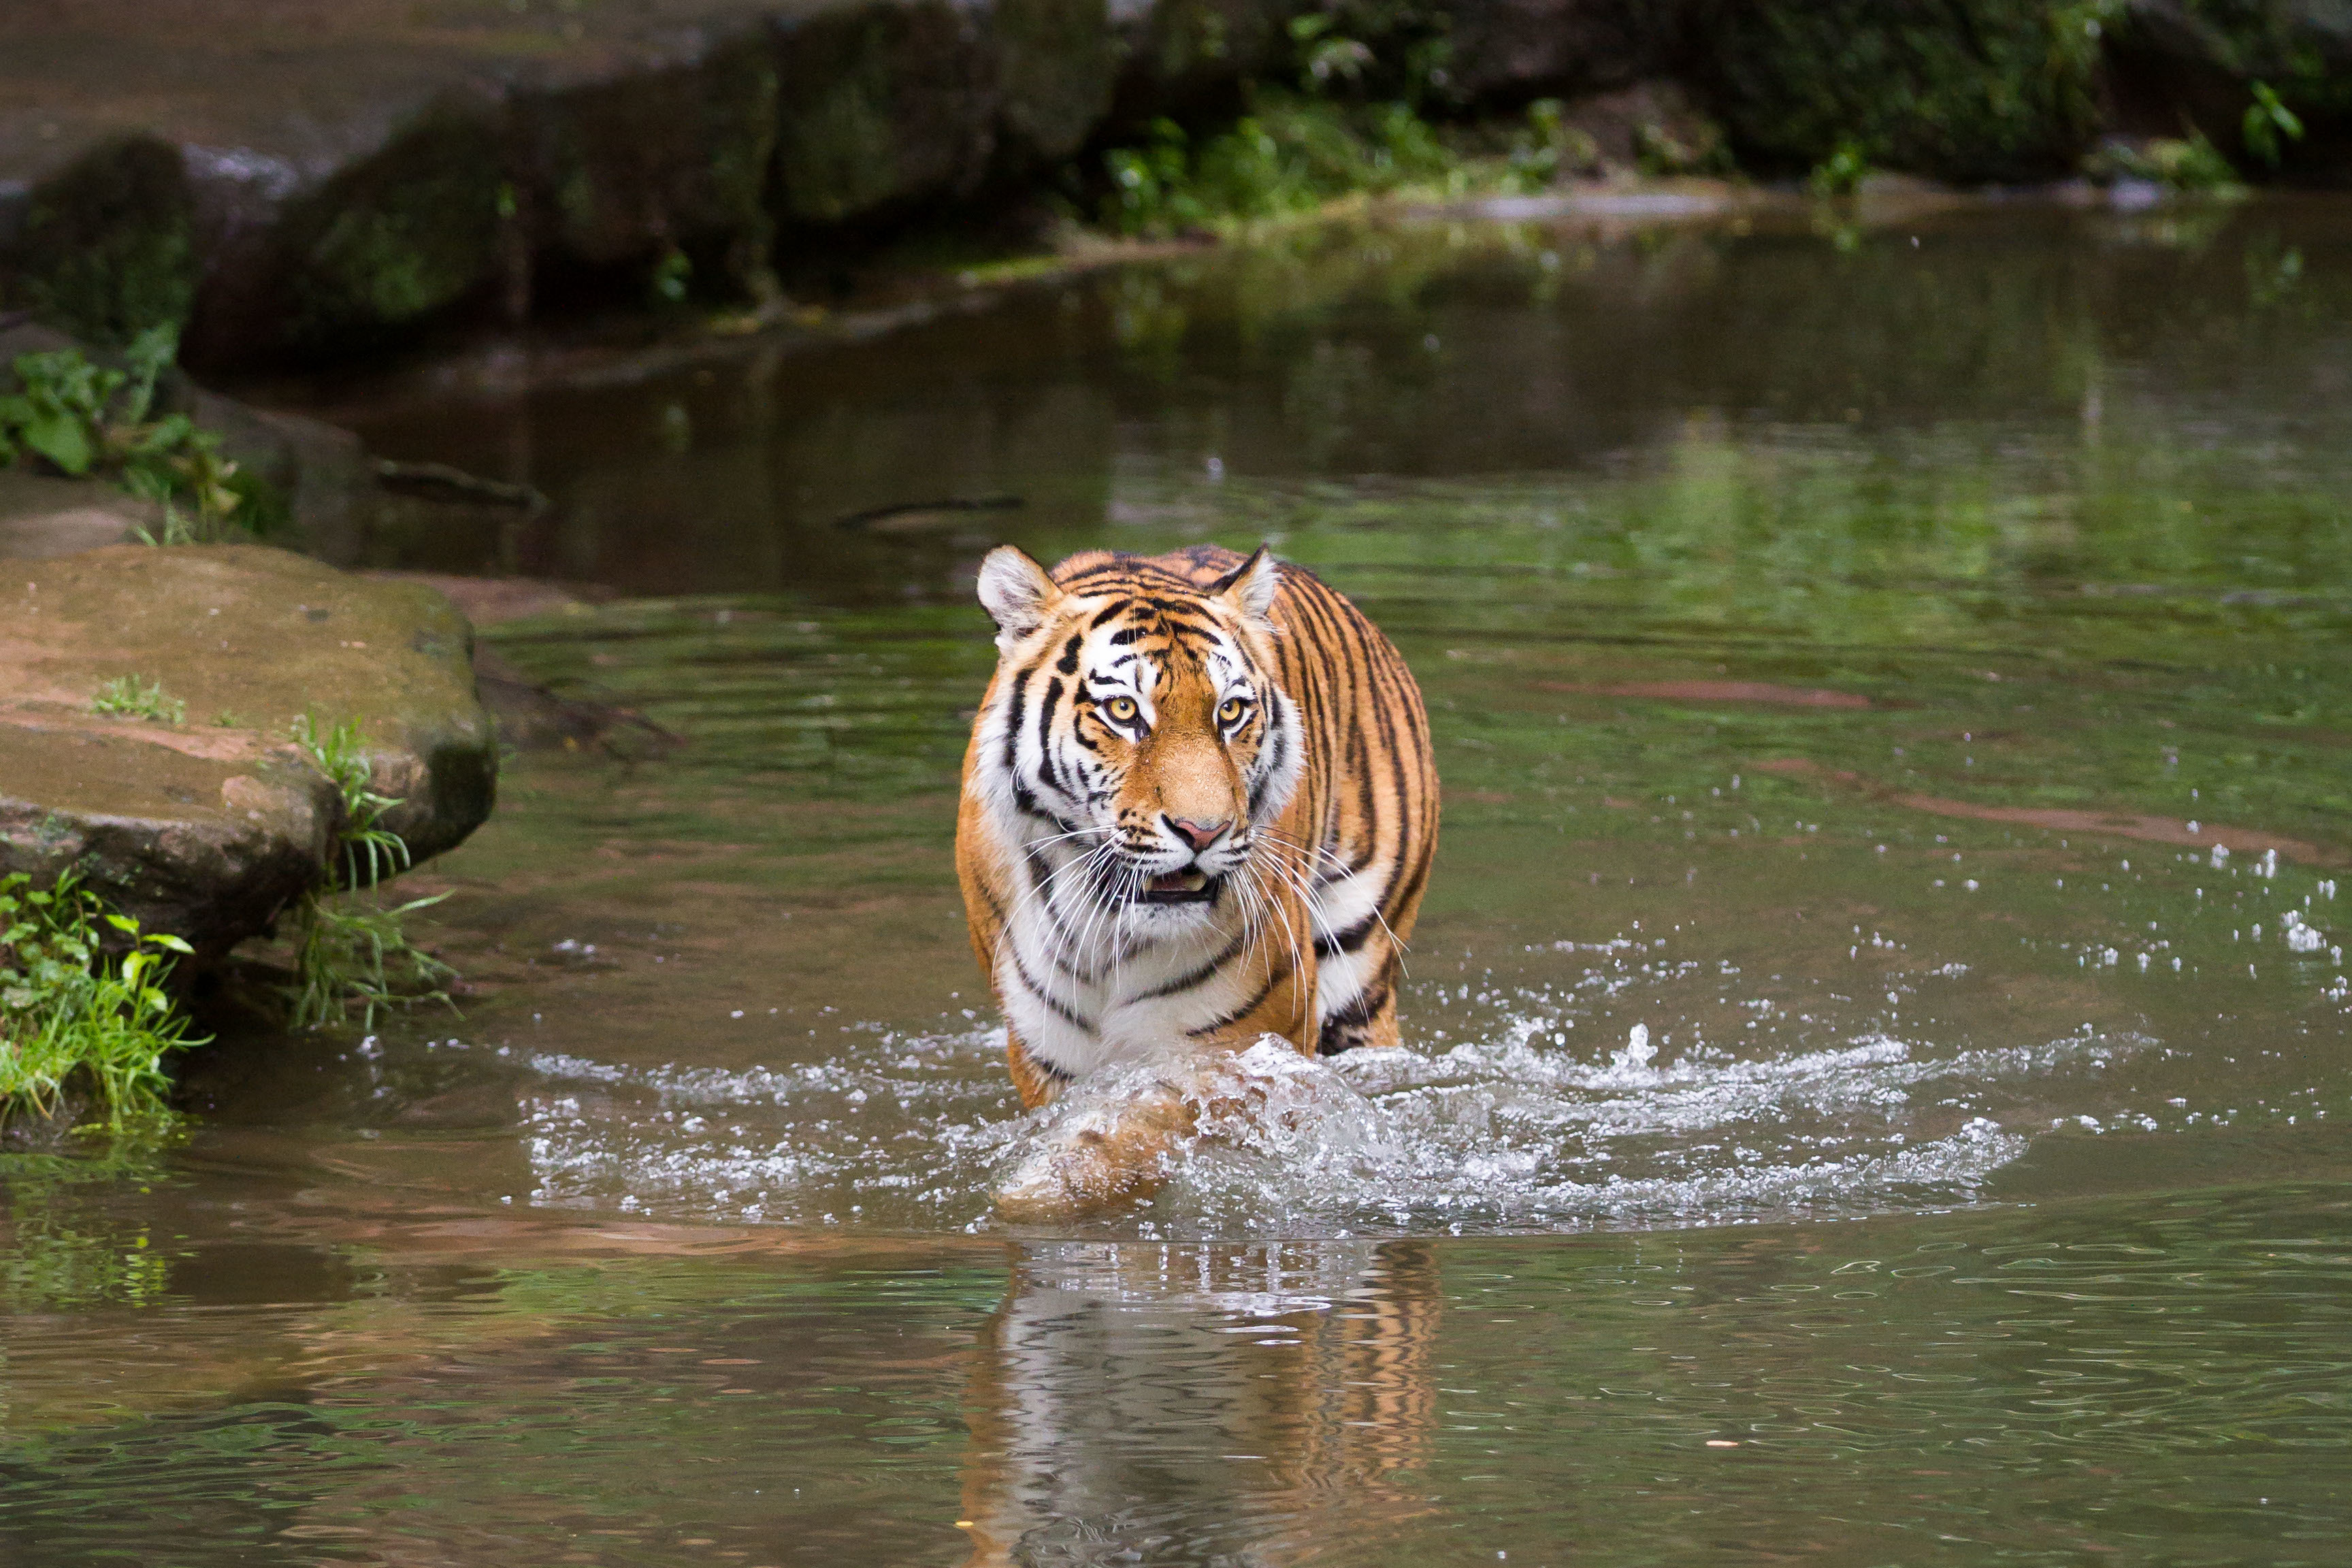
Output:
[[8, 199, 2352, 1563]]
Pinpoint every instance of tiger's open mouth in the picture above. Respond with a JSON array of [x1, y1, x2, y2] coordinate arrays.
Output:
[[1136, 870, 1219, 905]]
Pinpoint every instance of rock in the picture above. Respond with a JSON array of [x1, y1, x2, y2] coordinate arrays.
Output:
[[1433, 0, 1684, 105], [0, 0, 1154, 368], [1549, 78, 1730, 176], [0, 471, 153, 559], [768, 1, 998, 227], [1105, 0, 1293, 131], [0, 544, 495, 958], [2105, 0, 2352, 178], [1686, 0, 2111, 183]]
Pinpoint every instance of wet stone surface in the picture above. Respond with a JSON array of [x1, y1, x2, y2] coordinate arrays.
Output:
[[0, 544, 495, 955]]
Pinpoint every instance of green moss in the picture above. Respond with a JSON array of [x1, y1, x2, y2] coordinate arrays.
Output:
[[1694, 0, 2121, 183], [6, 137, 197, 348], [282, 114, 507, 356], [774, 2, 982, 225]]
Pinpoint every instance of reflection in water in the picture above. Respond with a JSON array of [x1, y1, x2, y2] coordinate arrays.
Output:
[[960, 1241, 1439, 1566]]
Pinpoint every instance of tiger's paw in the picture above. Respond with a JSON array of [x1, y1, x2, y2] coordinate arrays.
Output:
[[989, 1041, 1301, 1222]]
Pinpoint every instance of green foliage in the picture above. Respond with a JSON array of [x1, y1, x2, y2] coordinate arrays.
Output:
[[651, 246, 694, 307], [291, 713, 410, 889], [2085, 134, 2242, 191], [89, 674, 186, 726], [1283, 0, 1454, 109], [2242, 80, 2306, 166], [0, 871, 203, 1126], [1499, 100, 1599, 191], [1697, 0, 2122, 183], [1101, 97, 1454, 237], [287, 892, 457, 1034], [1809, 141, 1873, 197], [282, 713, 457, 1031], [0, 327, 252, 539]]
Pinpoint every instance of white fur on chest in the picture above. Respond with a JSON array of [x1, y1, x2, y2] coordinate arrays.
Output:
[[992, 850, 1262, 1076], [986, 817, 1383, 1077]]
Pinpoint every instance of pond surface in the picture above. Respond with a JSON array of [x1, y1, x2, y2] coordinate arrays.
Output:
[[7, 198, 2352, 1565]]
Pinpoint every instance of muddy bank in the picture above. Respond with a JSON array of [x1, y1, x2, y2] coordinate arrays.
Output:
[[2, 0, 2343, 372]]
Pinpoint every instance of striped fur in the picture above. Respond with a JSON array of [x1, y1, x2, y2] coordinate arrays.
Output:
[[957, 543, 1438, 1105]]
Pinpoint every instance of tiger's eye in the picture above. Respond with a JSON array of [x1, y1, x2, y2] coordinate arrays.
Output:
[[1106, 696, 1139, 723], [1218, 697, 1247, 724]]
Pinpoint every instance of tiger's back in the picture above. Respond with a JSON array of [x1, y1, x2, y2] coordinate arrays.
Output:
[[958, 543, 1437, 1107]]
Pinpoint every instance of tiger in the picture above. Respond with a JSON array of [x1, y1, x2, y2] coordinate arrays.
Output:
[[955, 542, 1439, 1164]]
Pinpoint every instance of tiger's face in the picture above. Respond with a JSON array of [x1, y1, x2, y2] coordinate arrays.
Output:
[[972, 546, 1303, 936]]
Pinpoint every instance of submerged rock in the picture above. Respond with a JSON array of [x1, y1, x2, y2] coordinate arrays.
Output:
[[0, 545, 495, 958]]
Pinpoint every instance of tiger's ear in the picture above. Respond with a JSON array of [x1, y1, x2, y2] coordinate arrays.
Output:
[[1209, 545, 1280, 630], [977, 545, 1061, 650]]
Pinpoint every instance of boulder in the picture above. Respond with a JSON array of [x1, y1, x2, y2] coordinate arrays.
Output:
[[2104, 0, 2352, 179], [0, 471, 152, 560], [0, 0, 1156, 368], [1433, 0, 1685, 105], [1686, 0, 2111, 183], [0, 544, 495, 959], [1105, 0, 1295, 131]]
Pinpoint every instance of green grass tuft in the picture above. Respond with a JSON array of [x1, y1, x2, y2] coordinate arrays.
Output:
[[0, 871, 204, 1127], [282, 713, 459, 1031], [90, 674, 185, 725]]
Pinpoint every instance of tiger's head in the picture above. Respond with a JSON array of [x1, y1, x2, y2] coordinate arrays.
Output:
[[970, 545, 1304, 934]]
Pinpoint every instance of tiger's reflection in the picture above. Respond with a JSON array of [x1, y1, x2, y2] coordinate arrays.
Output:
[[958, 1239, 1441, 1565]]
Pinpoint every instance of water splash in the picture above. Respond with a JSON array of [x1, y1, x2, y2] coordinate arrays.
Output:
[[506, 1007, 2134, 1239]]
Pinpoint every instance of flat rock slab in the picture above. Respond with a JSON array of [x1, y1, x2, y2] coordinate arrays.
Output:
[[0, 470, 153, 560], [0, 544, 495, 956]]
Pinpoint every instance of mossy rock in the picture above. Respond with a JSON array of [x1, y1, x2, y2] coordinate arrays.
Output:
[[519, 35, 783, 301], [270, 108, 512, 360], [5, 135, 197, 349], [994, 0, 1121, 164], [0, 545, 495, 958], [1690, 0, 2110, 183], [772, 0, 995, 225]]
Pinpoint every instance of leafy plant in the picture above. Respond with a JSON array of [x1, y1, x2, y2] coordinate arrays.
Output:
[[281, 713, 457, 1030], [1808, 140, 1872, 197], [0, 870, 203, 1126], [0, 326, 251, 540], [651, 246, 693, 307], [1100, 96, 1454, 238], [2242, 81, 2306, 167], [2085, 134, 2241, 192], [90, 674, 186, 726], [286, 893, 457, 1033]]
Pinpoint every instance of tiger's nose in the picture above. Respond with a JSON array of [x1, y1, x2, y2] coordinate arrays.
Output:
[[1166, 816, 1230, 853]]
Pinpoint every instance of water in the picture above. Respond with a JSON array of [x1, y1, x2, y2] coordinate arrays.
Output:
[[7, 198, 2352, 1563]]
